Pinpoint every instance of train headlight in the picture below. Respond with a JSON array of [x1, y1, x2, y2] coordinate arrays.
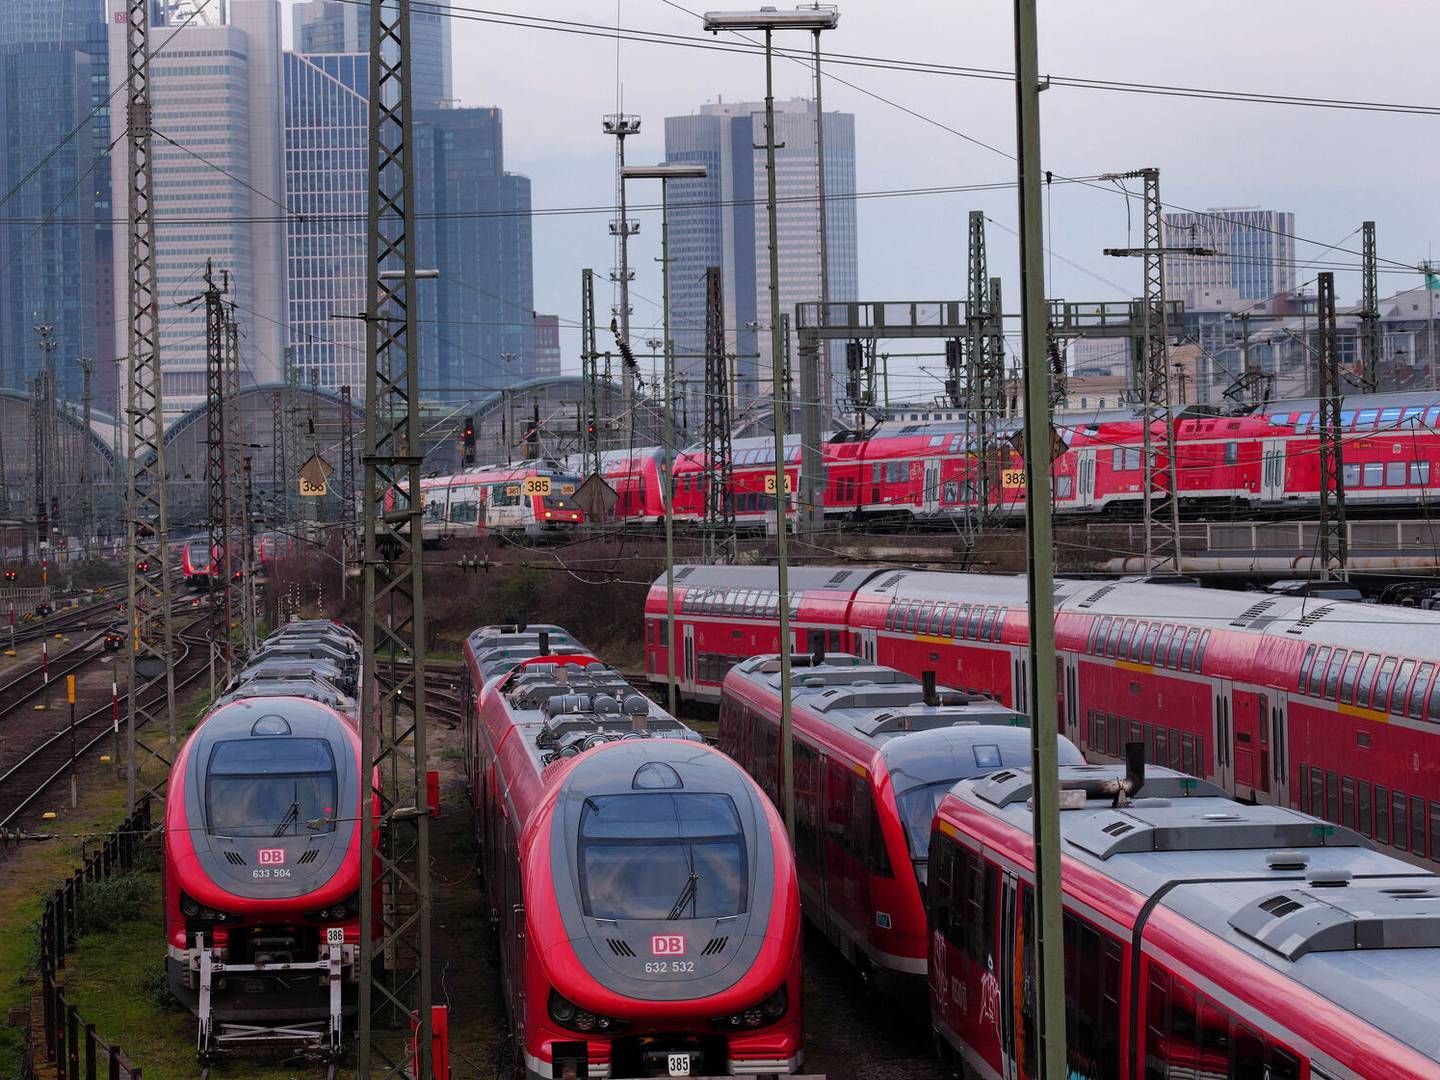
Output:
[[306, 892, 360, 922], [713, 987, 787, 1030], [179, 892, 233, 922], [549, 990, 628, 1034]]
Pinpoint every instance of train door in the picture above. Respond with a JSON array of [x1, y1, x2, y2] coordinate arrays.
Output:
[[997, 873, 1022, 1080], [1212, 679, 1235, 794], [858, 627, 877, 663], [1061, 653, 1082, 743], [682, 623, 696, 692], [923, 459, 942, 515], [1253, 692, 1274, 804], [1272, 697, 1290, 807], [1011, 651, 1029, 714], [1229, 689, 1259, 799], [1073, 448, 1097, 510], [1261, 438, 1287, 503]]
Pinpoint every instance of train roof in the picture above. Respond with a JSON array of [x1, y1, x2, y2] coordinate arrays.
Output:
[[488, 657, 703, 774], [727, 653, 1082, 782], [215, 677, 354, 712], [944, 763, 1440, 1062], [663, 564, 885, 593], [1261, 389, 1440, 416]]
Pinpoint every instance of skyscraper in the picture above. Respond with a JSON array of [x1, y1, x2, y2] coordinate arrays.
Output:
[[665, 98, 858, 413], [0, 0, 110, 402], [291, 0, 452, 108], [107, 0, 286, 414], [533, 314, 562, 379], [284, 50, 368, 392], [1164, 208, 1296, 308], [414, 107, 535, 398]]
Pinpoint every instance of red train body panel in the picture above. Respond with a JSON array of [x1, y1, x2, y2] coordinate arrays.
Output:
[[461, 631, 805, 1079], [647, 565, 1440, 865], [928, 763, 1440, 1079]]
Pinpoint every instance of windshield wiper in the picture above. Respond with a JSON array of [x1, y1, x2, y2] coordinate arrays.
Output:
[[273, 801, 300, 837], [666, 872, 699, 921]]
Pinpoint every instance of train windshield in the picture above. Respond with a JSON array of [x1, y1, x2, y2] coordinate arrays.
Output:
[[578, 792, 747, 920], [205, 738, 338, 838], [895, 781, 955, 861]]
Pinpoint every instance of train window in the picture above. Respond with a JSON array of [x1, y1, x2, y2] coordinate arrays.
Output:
[[1198, 1001, 1231, 1075], [1392, 792, 1409, 851], [1169, 728, 1182, 771], [1341, 777, 1356, 829], [1387, 461, 1408, 486], [1431, 803, 1440, 862], [1112, 620, 1132, 660], [1154, 727, 1168, 768], [1321, 650, 1346, 699], [1140, 624, 1163, 668], [1412, 796, 1427, 857], [918, 601, 936, 633], [658, 620, 669, 646], [1412, 462, 1432, 486], [1293, 412, 1312, 433], [205, 738, 338, 837], [1324, 770, 1339, 823], [1376, 785, 1391, 845], [577, 793, 747, 920], [941, 605, 957, 637], [1343, 463, 1361, 487], [1340, 411, 1356, 428], [904, 603, 920, 633], [1269, 1048, 1302, 1080], [1297, 763, 1310, 813], [1363, 462, 1383, 487], [979, 607, 997, 641], [1430, 676, 1440, 722], [1310, 769, 1325, 819], [954, 605, 970, 638], [1181, 734, 1195, 776], [1092, 616, 1113, 654], [1409, 662, 1436, 720], [1356, 409, 1379, 429], [886, 603, 896, 631], [1179, 629, 1200, 671], [1373, 658, 1398, 712], [1154, 625, 1175, 666], [1307, 646, 1332, 696], [967, 606, 985, 639], [1357, 781, 1373, 838], [1223, 441, 1239, 465], [1232, 1023, 1266, 1079], [1355, 654, 1381, 707], [1193, 630, 1211, 670], [1298, 645, 1318, 691], [1338, 653, 1364, 703]]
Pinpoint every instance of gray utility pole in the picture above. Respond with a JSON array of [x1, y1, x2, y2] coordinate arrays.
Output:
[[803, 14, 835, 523], [1359, 221, 1380, 393], [0, 405, 8, 518], [1013, 0, 1067, 1073], [604, 112, 641, 450], [224, 301, 246, 661], [33, 326, 57, 541], [1102, 168, 1212, 577], [622, 162, 708, 718], [29, 377, 44, 541], [580, 268, 601, 478], [358, 0, 434, 1072], [195, 261, 234, 688], [270, 390, 286, 527], [123, 0, 178, 813], [241, 455, 257, 654], [339, 383, 356, 610], [79, 358, 94, 556], [1316, 272, 1348, 580], [703, 4, 838, 842], [702, 266, 736, 561]]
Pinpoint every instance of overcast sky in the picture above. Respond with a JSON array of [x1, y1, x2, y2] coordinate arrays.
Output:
[[283, 0, 1440, 397]]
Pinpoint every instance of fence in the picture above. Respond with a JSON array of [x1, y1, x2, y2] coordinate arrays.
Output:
[[30, 797, 151, 1080]]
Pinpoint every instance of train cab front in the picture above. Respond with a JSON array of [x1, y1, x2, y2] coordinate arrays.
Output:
[[163, 699, 363, 1037], [525, 741, 802, 1079]]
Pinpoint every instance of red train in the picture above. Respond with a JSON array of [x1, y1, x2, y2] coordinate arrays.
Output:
[[646, 565, 1440, 864], [929, 759, 1440, 1079], [583, 389, 1440, 528], [461, 634, 805, 1079], [415, 463, 586, 541], [165, 619, 368, 1062], [718, 650, 1083, 993]]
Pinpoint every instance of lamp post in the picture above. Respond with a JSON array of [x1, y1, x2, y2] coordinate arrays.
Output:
[[703, 5, 839, 843], [622, 162, 709, 718]]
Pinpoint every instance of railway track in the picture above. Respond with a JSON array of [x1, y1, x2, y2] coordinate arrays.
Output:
[[0, 614, 211, 829]]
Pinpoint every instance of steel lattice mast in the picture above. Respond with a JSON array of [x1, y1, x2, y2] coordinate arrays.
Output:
[[702, 265, 735, 559], [79, 358, 94, 555], [198, 262, 233, 687], [1359, 221, 1380, 394], [123, 0, 178, 811], [580, 268, 601, 478], [966, 211, 1006, 528], [224, 302, 247, 659], [1317, 271, 1348, 579], [358, 0, 434, 1073]]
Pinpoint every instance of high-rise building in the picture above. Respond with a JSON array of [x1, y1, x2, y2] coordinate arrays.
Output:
[[0, 0, 110, 403], [291, 0, 452, 108], [284, 50, 368, 393], [1164, 208, 1296, 308], [107, 0, 286, 415], [533, 314, 562, 379], [665, 97, 858, 414], [414, 107, 535, 398]]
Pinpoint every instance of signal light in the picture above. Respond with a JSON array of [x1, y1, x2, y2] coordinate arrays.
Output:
[[3, 570, 15, 582], [137, 558, 151, 573], [845, 339, 863, 372]]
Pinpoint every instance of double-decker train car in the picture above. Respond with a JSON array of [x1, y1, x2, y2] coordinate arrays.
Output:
[[648, 564, 1440, 865], [413, 463, 585, 542], [928, 761, 1440, 1079], [461, 638, 805, 1079], [718, 650, 1083, 993]]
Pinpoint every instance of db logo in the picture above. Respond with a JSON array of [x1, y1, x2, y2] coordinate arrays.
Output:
[[650, 934, 686, 956], [258, 848, 286, 865]]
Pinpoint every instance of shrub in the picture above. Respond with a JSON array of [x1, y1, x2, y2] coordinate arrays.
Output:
[[73, 874, 149, 936]]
